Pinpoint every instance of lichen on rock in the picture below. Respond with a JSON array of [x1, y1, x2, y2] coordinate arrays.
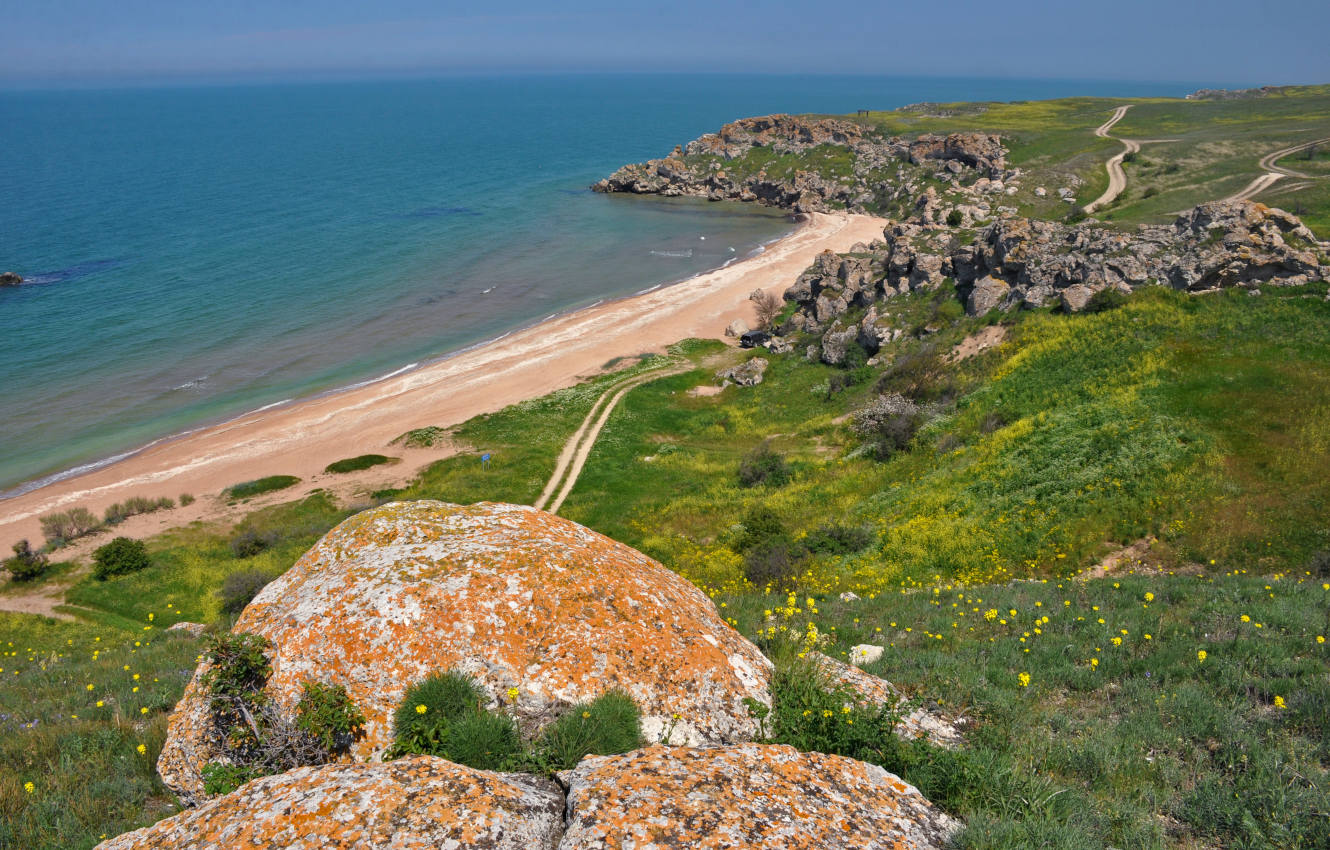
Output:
[[158, 501, 774, 803], [98, 756, 564, 849]]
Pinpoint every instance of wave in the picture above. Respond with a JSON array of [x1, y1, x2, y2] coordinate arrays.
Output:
[[0, 445, 155, 501], [392, 206, 482, 220], [18, 258, 126, 286], [649, 248, 694, 258]]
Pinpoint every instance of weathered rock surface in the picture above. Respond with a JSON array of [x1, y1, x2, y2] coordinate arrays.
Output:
[[0, 271, 22, 286], [593, 114, 1008, 214], [560, 744, 959, 850], [812, 652, 964, 748], [782, 201, 1329, 342], [717, 357, 768, 387], [158, 501, 773, 803], [98, 757, 563, 850]]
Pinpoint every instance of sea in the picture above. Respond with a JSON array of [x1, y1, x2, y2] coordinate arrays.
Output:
[[0, 73, 1210, 497]]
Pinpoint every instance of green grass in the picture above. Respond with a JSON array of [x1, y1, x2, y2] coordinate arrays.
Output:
[[717, 568, 1330, 849], [323, 454, 396, 474], [224, 475, 301, 501], [0, 613, 203, 849]]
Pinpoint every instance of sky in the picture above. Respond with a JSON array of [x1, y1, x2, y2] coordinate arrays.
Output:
[[3, 0, 1328, 87]]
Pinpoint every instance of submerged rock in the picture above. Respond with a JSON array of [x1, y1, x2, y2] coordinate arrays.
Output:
[[0, 271, 22, 286], [560, 744, 960, 850], [158, 501, 772, 803], [98, 757, 563, 849]]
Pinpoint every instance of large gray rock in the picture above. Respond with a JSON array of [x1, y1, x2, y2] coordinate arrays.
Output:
[[717, 357, 769, 386], [560, 745, 959, 850], [0, 272, 22, 286], [98, 758, 564, 849], [966, 275, 1010, 316], [1059, 284, 1096, 313]]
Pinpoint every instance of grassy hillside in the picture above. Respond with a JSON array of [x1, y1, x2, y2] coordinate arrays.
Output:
[[5, 280, 1330, 846]]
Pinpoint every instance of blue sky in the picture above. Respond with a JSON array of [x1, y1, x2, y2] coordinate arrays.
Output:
[[3, 0, 1328, 85]]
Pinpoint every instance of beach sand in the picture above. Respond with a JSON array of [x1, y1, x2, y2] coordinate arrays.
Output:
[[0, 212, 886, 551]]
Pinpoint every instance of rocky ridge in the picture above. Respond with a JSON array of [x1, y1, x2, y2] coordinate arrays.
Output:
[[777, 200, 1330, 362], [592, 114, 1007, 215]]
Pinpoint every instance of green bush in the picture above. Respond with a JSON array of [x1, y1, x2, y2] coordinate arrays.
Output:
[[737, 441, 792, 488], [743, 541, 806, 588], [803, 523, 873, 556], [91, 537, 151, 580], [203, 632, 272, 703], [229, 528, 281, 559], [39, 507, 102, 547], [218, 569, 278, 616], [4, 539, 49, 582], [852, 394, 922, 460], [324, 454, 395, 474], [946, 209, 965, 227], [200, 762, 264, 796], [179, 493, 196, 507], [225, 475, 301, 500], [536, 690, 642, 771], [103, 496, 174, 525], [1083, 288, 1129, 314], [295, 681, 366, 752], [388, 671, 487, 760], [442, 711, 522, 771]]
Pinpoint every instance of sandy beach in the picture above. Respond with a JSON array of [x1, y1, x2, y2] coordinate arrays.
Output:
[[0, 211, 886, 550]]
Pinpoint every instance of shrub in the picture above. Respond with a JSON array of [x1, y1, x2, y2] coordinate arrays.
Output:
[[179, 493, 196, 507], [295, 681, 366, 752], [1084, 288, 1129, 313], [748, 289, 784, 331], [103, 495, 174, 525], [875, 345, 950, 403], [324, 454, 395, 474], [394, 426, 449, 448], [3, 539, 49, 582], [39, 507, 102, 547], [946, 209, 964, 227], [737, 441, 792, 488], [225, 475, 300, 500], [91, 537, 150, 580], [852, 394, 922, 460], [1142, 186, 1159, 198], [200, 763, 264, 796], [229, 528, 282, 559], [1310, 550, 1330, 578], [743, 540, 806, 588], [442, 712, 522, 771], [1066, 205, 1088, 223], [536, 690, 642, 771], [735, 506, 787, 553], [203, 632, 272, 703], [804, 523, 874, 556], [218, 569, 278, 616]]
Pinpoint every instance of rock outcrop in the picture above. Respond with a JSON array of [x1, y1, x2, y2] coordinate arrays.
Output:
[[592, 114, 1006, 214], [781, 200, 1330, 340], [97, 757, 564, 849], [560, 744, 959, 849], [158, 501, 774, 803], [0, 271, 22, 286], [717, 357, 768, 387]]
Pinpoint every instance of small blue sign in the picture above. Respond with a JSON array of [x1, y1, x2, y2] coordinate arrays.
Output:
[[481, 453, 491, 462]]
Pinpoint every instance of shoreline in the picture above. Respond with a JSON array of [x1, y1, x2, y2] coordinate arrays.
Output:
[[0, 211, 887, 550]]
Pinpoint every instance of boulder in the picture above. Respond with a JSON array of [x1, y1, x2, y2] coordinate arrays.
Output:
[[158, 501, 773, 803], [850, 644, 884, 665], [1059, 284, 1096, 313], [717, 357, 769, 386], [560, 744, 959, 850], [165, 621, 207, 637], [724, 319, 749, 338], [812, 652, 964, 748], [0, 271, 21, 286], [966, 275, 1009, 316], [98, 757, 563, 849]]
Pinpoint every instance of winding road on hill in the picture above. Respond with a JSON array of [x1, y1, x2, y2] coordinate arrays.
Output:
[[1225, 136, 1330, 203], [533, 362, 687, 515], [1084, 106, 1138, 213]]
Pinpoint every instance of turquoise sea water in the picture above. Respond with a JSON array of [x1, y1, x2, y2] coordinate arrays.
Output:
[[0, 74, 1207, 496]]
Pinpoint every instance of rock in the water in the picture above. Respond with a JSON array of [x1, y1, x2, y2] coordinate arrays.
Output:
[[560, 744, 959, 850], [98, 757, 563, 849], [850, 643, 884, 666], [0, 271, 22, 286], [158, 501, 773, 803], [724, 318, 750, 338], [966, 275, 1009, 316], [716, 357, 769, 387]]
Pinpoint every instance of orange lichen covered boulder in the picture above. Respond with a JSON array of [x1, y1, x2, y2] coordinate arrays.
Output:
[[97, 757, 563, 849], [560, 744, 960, 849], [158, 501, 772, 803]]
